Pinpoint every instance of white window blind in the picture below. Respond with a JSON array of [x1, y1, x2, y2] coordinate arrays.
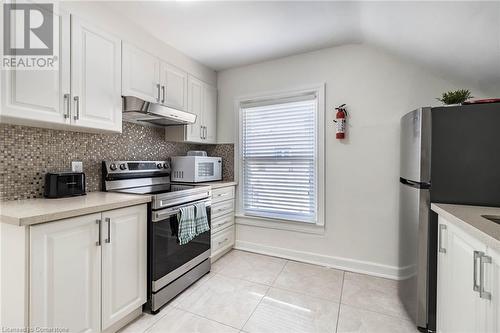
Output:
[[241, 93, 317, 223]]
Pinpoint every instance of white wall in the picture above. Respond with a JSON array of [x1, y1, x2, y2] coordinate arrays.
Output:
[[60, 1, 216, 85], [217, 44, 488, 279]]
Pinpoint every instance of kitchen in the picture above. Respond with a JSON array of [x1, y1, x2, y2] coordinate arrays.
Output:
[[1, 1, 500, 333]]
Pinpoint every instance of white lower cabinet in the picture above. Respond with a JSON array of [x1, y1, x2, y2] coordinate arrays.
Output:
[[101, 206, 147, 330], [210, 185, 236, 261], [30, 213, 102, 333], [437, 216, 499, 333], [485, 247, 500, 333], [211, 225, 235, 259], [30, 205, 147, 332]]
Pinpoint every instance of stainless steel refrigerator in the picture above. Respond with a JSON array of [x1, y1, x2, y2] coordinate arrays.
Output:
[[398, 103, 500, 332]]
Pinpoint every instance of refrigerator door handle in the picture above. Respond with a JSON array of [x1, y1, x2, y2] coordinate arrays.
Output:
[[400, 177, 431, 189]]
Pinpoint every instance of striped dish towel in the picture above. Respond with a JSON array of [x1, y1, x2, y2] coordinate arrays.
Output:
[[195, 202, 210, 235], [178, 205, 196, 245]]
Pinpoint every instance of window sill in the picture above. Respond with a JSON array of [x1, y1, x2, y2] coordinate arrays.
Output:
[[235, 213, 326, 235]]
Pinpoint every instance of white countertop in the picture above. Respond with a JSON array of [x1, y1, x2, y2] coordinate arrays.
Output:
[[172, 181, 237, 189], [0, 192, 151, 226], [431, 203, 500, 249]]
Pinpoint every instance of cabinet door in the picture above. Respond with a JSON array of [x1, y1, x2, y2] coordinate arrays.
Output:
[[122, 43, 160, 103], [30, 213, 101, 333], [436, 218, 449, 333], [203, 84, 217, 144], [101, 205, 147, 330], [160, 62, 188, 111], [0, 7, 71, 127], [485, 247, 500, 333], [71, 16, 122, 132], [444, 222, 487, 333], [185, 75, 204, 142]]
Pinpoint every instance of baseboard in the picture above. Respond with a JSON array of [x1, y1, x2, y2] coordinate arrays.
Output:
[[234, 240, 412, 280]]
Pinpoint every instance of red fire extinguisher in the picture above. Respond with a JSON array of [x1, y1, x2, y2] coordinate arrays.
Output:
[[334, 104, 347, 139]]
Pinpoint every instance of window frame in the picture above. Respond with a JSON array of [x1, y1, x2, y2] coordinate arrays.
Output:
[[235, 84, 325, 231]]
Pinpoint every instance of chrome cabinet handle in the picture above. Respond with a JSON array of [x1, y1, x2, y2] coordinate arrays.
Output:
[[215, 219, 231, 229], [157, 83, 161, 102], [204, 126, 207, 139], [64, 93, 70, 118], [438, 224, 447, 253], [200, 125, 203, 139], [218, 238, 229, 246], [480, 254, 492, 300], [473, 251, 481, 292], [96, 219, 102, 246], [73, 96, 80, 120], [105, 217, 111, 243], [161, 85, 165, 104]]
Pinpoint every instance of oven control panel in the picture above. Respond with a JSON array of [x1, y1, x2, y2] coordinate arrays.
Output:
[[103, 160, 171, 174]]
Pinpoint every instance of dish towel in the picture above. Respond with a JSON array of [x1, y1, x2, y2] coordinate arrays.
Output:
[[194, 202, 210, 235], [178, 205, 196, 245]]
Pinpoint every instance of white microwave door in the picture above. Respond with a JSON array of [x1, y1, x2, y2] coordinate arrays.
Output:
[[195, 161, 222, 182]]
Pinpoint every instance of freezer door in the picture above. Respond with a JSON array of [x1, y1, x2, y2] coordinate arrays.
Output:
[[398, 181, 430, 330], [431, 103, 500, 206], [400, 108, 431, 183]]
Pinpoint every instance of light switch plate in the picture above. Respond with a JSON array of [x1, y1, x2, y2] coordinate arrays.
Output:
[[71, 161, 83, 173]]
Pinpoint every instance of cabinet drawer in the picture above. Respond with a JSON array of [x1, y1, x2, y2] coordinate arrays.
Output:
[[211, 225, 234, 257], [211, 213, 235, 234], [212, 186, 235, 203], [212, 199, 234, 219]]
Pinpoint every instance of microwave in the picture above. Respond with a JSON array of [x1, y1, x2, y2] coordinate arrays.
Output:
[[171, 156, 222, 183]]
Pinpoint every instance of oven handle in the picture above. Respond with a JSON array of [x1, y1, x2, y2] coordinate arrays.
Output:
[[153, 199, 212, 222]]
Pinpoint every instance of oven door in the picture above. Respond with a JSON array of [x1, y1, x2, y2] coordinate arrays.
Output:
[[151, 198, 211, 292]]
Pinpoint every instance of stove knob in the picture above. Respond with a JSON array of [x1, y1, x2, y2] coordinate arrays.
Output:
[[163, 163, 170, 169], [119, 163, 127, 170], [157, 163, 163, 169], [109, 163, 117, 171]]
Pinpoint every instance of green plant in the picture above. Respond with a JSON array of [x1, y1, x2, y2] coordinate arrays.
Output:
[[437, 89, 474, 105]]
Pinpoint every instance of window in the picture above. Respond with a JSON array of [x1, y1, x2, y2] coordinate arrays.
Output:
[[240, 89, 323, 224]]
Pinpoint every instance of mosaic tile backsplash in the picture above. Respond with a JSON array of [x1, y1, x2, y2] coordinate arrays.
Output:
[[0, 122, 234, 201]]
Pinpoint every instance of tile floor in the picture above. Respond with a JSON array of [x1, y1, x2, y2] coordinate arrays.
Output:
[[119, 250, 419, 333]]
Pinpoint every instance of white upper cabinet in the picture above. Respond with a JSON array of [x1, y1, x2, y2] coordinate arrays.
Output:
[[0, 8, 71, 127], [122, 43, 160, 103], [160, 62, 188, 111], [185, 75, 204, 142], [0, 9, 122, 133], [203, 84, 217, 144], [122, 44, 190, 114], [165, 75, 217, 144], [101, 205, 147, 330], [71, 17, 122, 132], [30, 213, 102, 333]]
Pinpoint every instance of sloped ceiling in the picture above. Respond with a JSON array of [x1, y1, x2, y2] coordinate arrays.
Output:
[[105, 1, 500, 92]]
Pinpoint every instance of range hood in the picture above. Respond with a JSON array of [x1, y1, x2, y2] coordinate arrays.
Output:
[[122, 96, 197, 127]]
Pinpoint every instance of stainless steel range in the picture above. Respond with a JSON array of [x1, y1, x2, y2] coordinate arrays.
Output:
[[102, 160, 212, 313]]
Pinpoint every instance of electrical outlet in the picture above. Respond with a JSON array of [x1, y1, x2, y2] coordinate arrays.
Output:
[[71, 161, 83, 173]]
